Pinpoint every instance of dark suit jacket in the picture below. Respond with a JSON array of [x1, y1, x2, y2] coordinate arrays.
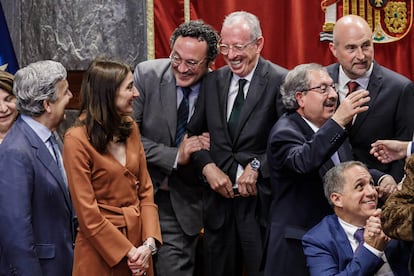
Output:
[[302, 214, 410, 276], [265, 112, 385, 275], [0, 117, 74, 275], [265, 112, 353, 275], [327, 62, 414, 181], [187, 57, 287, 229], [133, 58, 202, 236]]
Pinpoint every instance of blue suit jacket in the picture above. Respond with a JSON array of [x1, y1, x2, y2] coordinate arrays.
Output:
[[302, 214, 410, 276], [0, 117, 74, 275]]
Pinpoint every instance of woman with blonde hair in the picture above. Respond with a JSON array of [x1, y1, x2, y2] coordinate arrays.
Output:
[[0, 70, 18, 143]]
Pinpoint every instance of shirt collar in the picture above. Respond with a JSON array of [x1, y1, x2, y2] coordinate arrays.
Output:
[[21, 115, 53, 143], [338, 61, 373, 90]]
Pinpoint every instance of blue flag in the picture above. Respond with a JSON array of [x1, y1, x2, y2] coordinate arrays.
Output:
[[0, 2, 19, 74]]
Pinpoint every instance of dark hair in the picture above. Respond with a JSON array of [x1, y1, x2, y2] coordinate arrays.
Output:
[[170, 20, 219, 63], [78, 58, 132, 153]]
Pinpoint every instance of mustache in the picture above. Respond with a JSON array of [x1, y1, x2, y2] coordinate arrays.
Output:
[[324, 97, 337, 107]]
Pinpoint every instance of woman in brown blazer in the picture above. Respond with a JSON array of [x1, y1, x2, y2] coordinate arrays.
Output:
[[63, 58, 161, 276]]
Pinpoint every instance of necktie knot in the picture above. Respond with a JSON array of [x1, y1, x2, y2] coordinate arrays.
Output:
[[238, 78, 247, 90], [182, 87, 191, 98], [354, 228, 364, 245], [347, 81, 359, 95]]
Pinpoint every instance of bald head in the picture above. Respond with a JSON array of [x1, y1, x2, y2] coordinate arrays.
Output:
[[333, 15, 372, 45], [329, 15, 374, 79]]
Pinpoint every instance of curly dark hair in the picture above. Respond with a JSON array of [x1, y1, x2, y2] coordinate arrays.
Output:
[[170, 20, 219, 63]]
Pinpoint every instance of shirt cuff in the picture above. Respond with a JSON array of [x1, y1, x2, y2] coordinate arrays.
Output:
[[363, 243, 384, 258], [408, 142, 413, 157], [173, 151, 179, 169]]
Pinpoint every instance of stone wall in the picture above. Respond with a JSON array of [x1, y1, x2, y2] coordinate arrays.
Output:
[[1, 0, 147, 70], [1, 0, 148, 135]]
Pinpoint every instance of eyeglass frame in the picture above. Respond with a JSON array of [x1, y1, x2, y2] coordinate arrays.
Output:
[[301, 83, 338, 95], [218, 39, 257, 55], [169, 52, 207, 71]]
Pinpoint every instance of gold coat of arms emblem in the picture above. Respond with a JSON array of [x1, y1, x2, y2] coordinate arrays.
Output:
[[321, 0, 413, 43]]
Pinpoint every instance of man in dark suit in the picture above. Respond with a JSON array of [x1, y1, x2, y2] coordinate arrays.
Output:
[[302, 161, 410, 275], [132, 21, 219, 276], [264, 63, 396, 275], [327, 14, 414, 182], [0, 60, 75, 275], [187, 11, 287, 276]]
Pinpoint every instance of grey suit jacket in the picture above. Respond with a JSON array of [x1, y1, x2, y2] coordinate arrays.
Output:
[[327, 62, 414, 181], [133, 58, 202, 236], [0, 117, 74, 276], [187, 57, 287, 229]]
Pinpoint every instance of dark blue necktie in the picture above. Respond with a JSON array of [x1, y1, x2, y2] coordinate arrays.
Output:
[[228, 78, 247, 141], [175, 87, 191, 146]]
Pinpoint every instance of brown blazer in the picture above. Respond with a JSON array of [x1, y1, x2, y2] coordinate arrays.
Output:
[[63, 117, 161, 275]]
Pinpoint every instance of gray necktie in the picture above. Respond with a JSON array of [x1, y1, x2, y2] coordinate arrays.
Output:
[[49, 133, 68, 187]]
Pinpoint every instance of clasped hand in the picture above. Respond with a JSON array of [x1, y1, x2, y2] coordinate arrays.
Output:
[[202, 162, 258, 198], [127, 245, 152, 275]]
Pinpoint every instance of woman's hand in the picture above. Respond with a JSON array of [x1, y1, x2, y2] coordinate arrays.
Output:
[[127, 245, 152, 275]]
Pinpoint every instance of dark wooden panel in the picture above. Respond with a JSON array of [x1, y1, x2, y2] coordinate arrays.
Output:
[[67, 70, 84, 109]]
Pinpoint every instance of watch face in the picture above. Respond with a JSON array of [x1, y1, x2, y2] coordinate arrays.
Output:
[[251, 159, 260, 170]]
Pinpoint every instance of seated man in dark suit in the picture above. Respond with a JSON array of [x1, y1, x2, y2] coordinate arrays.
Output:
[[302, 161, 410, 275]]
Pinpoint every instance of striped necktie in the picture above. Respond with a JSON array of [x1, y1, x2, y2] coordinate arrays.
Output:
[[175, 87, 191, 146]]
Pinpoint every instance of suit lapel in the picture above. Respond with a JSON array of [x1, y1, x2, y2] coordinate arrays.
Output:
[[232, 58, 266, 143], [160, 69, 178, 142], [19, 119, 73, 211], [220, 68, 233, 143], [352, 63, 382, 134]]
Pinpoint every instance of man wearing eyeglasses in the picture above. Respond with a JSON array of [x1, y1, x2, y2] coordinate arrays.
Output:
[[264, 63, 394, 275], [186, 11, 287, 276], [327, 15, 414, 182], [132, 20, 219, 276]]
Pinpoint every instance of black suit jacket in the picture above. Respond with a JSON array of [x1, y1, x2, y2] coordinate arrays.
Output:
[[133, 58, 202, 236], [187, 57, 287, 229], [327, 62, 414, 181]]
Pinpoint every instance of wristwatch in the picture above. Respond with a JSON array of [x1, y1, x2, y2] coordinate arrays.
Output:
[[143, 241, 158, 255], [250, 158, 261, 171]]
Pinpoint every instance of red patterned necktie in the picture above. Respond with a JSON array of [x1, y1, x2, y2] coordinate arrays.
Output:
[[345, 81, 359, 130], [347, 81, 358, 95]]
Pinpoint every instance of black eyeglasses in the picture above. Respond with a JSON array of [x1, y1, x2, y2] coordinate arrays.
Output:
[[170, 53, 207, 71], [301, 83, 338, 95], [219, 39, 257, 55]]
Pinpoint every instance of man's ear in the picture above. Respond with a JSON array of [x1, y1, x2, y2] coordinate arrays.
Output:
[[43, 99, 52, 113], [330, 192, 343, 208], [295, 91, 305, 108]]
